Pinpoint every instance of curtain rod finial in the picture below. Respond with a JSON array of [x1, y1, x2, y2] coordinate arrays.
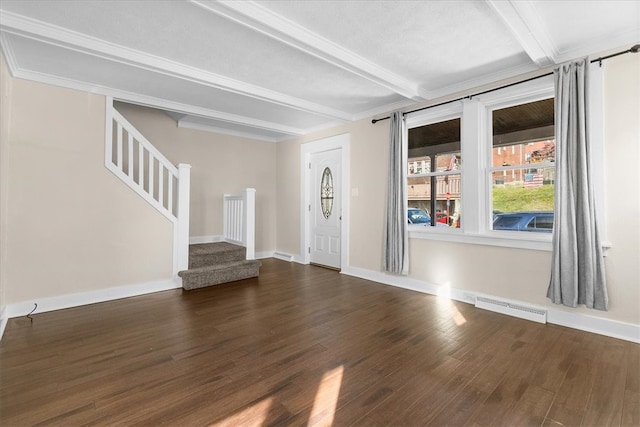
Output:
[[372, 116, 390, 124], [630, 44, 640, 53]]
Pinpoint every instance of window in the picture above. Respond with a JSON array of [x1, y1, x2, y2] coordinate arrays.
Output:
[[490, 97, 555, 233], [403, 68, 607, 251], [407, 116, 461, 229], [404, 75, 564, 250]]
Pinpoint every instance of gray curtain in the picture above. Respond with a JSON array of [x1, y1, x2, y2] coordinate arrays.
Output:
[[383, 112, 409, 274], [548, 58, 608, 310]]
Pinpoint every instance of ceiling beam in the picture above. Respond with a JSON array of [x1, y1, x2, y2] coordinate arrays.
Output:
[[0, 10, 352, 123], [162, 111, 282, 142], [192, 0, 429, 101], [486, 0, 558, 67], [0, 38, 307, 138]]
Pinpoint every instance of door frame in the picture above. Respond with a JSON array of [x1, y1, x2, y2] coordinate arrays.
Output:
[[300, 133, 350, 267]]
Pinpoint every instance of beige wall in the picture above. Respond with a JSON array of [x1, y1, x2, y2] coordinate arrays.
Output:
[[275, 118, 389, 263], [113, 103, 277, 254], [602, 53, 640, 323], [275, 138, 302, 255], [275, 53, 640, 326], [0, 48, 636, 328], [0, 53, 10, 313], [0, 56, 174, 305]]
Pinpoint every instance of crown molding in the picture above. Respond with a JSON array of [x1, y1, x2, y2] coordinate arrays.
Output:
[[177, 118, 279, 143], [7, 63, 307, 136], [487, 0, 558, 67], [352, 98, 416, 123], [0, 33, 19, 74], [554, 28, 640, 65], [192, 0, 428, 101], [0, 10, 352, 122], [424, 61, 542, 101]]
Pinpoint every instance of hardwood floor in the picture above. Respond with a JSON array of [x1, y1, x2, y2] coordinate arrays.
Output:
[[1, 259, 638, 426]]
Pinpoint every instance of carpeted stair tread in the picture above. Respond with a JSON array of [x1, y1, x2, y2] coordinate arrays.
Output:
[[188, 242, 246, 268], [179, 241, 260, 290]]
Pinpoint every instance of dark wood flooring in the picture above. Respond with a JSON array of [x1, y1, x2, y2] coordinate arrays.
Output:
[[1, 259, 638, 426]]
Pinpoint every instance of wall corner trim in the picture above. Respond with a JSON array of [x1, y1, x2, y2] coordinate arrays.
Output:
[[0, 305, 7, 342]]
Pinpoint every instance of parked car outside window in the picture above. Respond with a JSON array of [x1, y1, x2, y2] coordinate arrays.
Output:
[[408, 208, 431, 224], [408, 208, 449, 227], [492, 212, 554, 233], [435, 212, 449, 225]]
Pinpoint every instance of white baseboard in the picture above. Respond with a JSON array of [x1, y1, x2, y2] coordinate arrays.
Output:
[[4, 263, 636, 344], [5, 277, 182, 319], [189, 235, 223, 244], [341, 266, 640, 344], [292, 255, 306, 264], [547, 309, 640, 344], [0, 305, 7, 342], [341, 266, 476, 305]]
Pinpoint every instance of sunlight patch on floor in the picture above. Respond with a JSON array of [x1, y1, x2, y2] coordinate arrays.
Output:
[[307, 365, 344, 427], [435, 283, 467, 326], [451, 304, 467, 326]]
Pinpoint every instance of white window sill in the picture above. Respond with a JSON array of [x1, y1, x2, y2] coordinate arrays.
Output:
[[409, 225, 552, 251], [408, 226, 612, 254]]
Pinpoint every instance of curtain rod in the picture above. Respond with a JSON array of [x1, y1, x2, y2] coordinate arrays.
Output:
[[371, 44, 640, 124]]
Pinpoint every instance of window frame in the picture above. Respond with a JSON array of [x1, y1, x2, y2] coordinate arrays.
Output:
[[485, 89, 556, 238], [405, 103, 463, 234], [405, 68, 607, 252]]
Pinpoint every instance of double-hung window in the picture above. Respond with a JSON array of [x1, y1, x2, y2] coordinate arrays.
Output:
[[405, 75, 560, 249], [489, 97, 555, 233], [404, 65, 606, 251], [406, 107, 462, 229]]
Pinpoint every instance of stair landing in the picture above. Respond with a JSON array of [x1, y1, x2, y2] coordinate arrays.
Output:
[[178, 242, 260, 290]]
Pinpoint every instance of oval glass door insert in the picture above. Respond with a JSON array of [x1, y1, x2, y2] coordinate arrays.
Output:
[[320, 167, 334, 219]]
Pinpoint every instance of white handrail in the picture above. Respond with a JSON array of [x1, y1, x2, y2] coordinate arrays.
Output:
[[104, 97, 190, 274], [223, 188, 256, 260]]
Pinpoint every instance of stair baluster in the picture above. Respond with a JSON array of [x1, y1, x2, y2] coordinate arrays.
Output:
[[223, 188, 256, 260], [104, 97, 191, 275]]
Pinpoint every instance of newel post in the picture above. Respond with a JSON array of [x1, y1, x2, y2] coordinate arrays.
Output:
[[244, 188, 256, 260], [176, 163, 191, 273]]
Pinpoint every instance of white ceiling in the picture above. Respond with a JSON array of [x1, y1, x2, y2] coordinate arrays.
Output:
[[1, 0, 638, 142]]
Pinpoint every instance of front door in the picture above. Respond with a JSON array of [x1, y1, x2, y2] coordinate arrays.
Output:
[[310, 149, 341, 269]]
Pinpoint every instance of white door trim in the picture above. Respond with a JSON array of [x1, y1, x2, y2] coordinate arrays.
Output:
[[300, 133, 350, 267]]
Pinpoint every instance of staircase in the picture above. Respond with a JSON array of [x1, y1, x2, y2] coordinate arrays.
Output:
[[105, 97, 191, 275], [105, 98, 260, 289], [178, 242, 260, 290]]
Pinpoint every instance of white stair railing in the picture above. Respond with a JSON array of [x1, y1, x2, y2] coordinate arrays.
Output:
[[223, 188, 256, 260], [104, 97, 191, 275]]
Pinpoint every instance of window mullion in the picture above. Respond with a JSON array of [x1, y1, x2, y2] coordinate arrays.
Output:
[[460, 99, 485, 234]]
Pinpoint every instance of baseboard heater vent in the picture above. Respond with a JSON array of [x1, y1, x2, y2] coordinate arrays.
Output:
[[475, 296, 547, 324], [273, 252, 293, 262]]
